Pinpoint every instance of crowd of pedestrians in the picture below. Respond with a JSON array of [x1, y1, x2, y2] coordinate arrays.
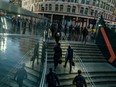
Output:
[[49, 21, 96, 44], [46, 42, 87, 87], [46, 21, 89, 87], [13, 21, 90, 87]]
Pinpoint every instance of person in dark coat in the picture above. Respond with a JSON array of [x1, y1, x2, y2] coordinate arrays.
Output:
[[82, 27, 88, 44], [53, 43, 62, 70], [54, 31, 61, 44], [73, 70, 87, 87], [31, 43, 39, 68], [64, 45, 73, 73], [46, 68, 60, 87], [14, 64, 27, 87]]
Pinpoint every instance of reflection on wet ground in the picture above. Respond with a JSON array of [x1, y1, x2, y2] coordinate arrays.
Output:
[[0, 35, 39, 81]]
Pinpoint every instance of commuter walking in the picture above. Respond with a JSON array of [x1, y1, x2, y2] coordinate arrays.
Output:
[[14, 64, 27, 87], [64, 46, 73, 73], [54, 31, 61, 44], [53, 43, 62, 70], [31, 43, 39, 68], [73, 70, 87, 87], [82, 27, 88, 44], [46, 68, 60, 87]]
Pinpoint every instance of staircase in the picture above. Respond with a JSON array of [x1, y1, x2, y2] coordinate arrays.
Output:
[[46, 40, 116, 87], [0, 36, 43, 87]]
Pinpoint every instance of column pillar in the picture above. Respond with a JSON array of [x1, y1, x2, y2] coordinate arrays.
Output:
[[62, 15, 65, 25], [51, 14, 53, 23]]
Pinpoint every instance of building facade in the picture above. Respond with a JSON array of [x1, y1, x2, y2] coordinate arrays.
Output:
[[22, 0, 116, 28], [9, 0, 22, 7]]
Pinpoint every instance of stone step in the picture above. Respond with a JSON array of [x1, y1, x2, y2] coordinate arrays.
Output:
[[48, 46, 99, 50], [47, 58, 107, 63], [57, 76, 116, 87], [48, 41, 96, 46], [47, 52, 103, 56], [47, 55, 105, 59], [47, 49, 102, 53]]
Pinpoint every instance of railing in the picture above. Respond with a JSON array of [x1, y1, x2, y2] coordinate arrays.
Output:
[[74, 53, 96, 87], [0, 47, 34, 86], [39, 39, 49, 87]]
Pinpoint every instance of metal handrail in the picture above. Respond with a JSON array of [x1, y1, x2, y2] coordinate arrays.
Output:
[[39, 39, 48, 87], [74, 53, 96, 87], [39, 51, 47, 87]]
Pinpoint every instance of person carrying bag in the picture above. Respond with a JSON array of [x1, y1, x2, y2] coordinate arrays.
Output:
[[64, 45, 74, 73]]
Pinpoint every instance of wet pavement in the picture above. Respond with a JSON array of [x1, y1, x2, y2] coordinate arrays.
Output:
[[0, 34, 40, 83]]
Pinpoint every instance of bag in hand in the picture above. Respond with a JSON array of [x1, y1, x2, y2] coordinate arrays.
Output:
[[30, 55, 35, 61], [72, 61, 75, 66], [58, 59, 62, 64]]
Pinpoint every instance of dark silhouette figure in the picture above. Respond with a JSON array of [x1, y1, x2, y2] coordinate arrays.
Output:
[[82, 27, 88, 44], [31, 43, 39, 68], [53, 43, 62, 70], [22, 19, 27, 34], [64, 24, 67, 36], [64, 46, 73, 73], [50, 23, 57, 37], [46, 68, 60, 87], [54, 31, 61, 44], [14, 64, 27, 87], [73, 70, 87, 87]]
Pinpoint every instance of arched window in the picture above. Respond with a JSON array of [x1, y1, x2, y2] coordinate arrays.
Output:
[[80, 7, 84, 14], [81, 0, 85, 4], [55, 4, 59, 11], [72, 6, 76, 13], [75, 0, 78, 3], [93, 0, 96, 6], [67, 5, 71, 12], [60, 5, 63, 11], [85, 8, 88, 15], [45, 4, 48, 10], [49, 4, 52, 11], [86, 0, 90, 4], [91, 9, 94, 16], [71, 0, 74, 2], [94, 10, 98, 17]]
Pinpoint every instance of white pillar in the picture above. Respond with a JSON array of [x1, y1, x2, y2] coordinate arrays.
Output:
[[51, 14, 53, 23], [62, 15, 65, 25]]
